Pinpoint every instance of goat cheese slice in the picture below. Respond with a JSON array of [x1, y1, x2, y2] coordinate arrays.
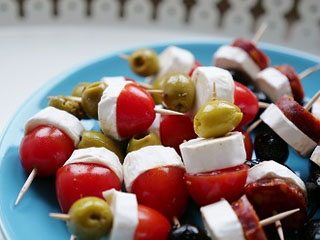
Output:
[[98, 78, 129, 140], [179, 132, 246, 174], [311, 146, 320, 167], [260, 104, 317, 157], [256, 67, 292, 102], [312, 97, 320, 119], [64, 147, 123, 181], [191, 66, 235, 117], [213, 45, 260, 80], [103, 189, 138, 240], [25, 106, 84, 146], [201, 199, 245, 240], [147, 46, 195, 83], [246, 160, 306, 195], [123, 145, 184, 192]]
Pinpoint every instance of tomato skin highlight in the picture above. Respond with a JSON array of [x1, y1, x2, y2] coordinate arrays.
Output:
[[117, 84, 156, 138], [134, 205, 171, 240], [56, 163, 122, 213], [184, 164, 249, 206], [131, 166, 188, 221], [160, 115, 197, 154], [19, 125, 75, 177], [234, 81, 259, 128]]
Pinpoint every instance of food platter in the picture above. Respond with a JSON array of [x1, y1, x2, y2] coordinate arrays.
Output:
[[0, 41, 320, 240]]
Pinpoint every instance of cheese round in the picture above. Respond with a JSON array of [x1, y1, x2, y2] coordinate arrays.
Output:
[[103, 189, 138, 240], [311, 146, 320, 167], [25, 106, 84, 146], [63, 147, 123, 181], [147, 46, 195, 83], [200, 199, 245, 240], [191, 66, 234, 117], [148, 105, 162, 137], [213, 45, 260, 80], [123, 145, 184, 192], [101, 76, 127, 85], [260, 104, 317, 157], [98, 78, 129, 140], [246, 160, 306, 195], [179, 132, 246, 174], [312, 97, 320, 119], [256, 67, 292, 102]]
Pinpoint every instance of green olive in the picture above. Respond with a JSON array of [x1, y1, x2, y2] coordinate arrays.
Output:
[[78, 131, 124, 163], [151, 75, 166, 104], [72, 83, 90, 97], [163, 73, 195, 113], [81, 82, 107, 119], [127, 132, 161, 153], [67, 197, 113, 240], [194, 99, 243, 138], [48, 96, 86, 119], [129, 49, 159, 77]]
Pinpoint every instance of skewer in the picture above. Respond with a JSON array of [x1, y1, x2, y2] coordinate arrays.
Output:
[[50, 208, 300, 227], [147, 89, 163, 94], [172, 216, 181, 229], [15, 168, 38, 206], [155, 108, 184, 116], [259, 208, 299, 227], [247, 90, 320, 133], [252, 22, 269, 45], [258, 102, 269, 109], [299, 64, 320, 80], [119, 53, 129, 60], [273, 211, 284, 240]]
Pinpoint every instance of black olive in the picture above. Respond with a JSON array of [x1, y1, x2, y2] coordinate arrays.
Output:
[[306, 169, 320, 203], [228, 69, 253, 88], [301, 219, 320, 240], [245, 159, 263, 168], [254, 131, 289, 164], [169, 224, 210, 240]]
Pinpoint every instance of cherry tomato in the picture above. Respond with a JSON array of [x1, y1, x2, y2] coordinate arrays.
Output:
[[160, 115, 197, 154], [131, 166, 188, 221], [117, 84, 155, 138], [232, 38, 269, 70], [184, 164, 249, 206], [189, 60, 203, 76], [238, 129, 253, 160], [234, 81, 259, 128], [19, 125, 74, 177], [134, 205, 171, 240], [56, 163, 122, 213]]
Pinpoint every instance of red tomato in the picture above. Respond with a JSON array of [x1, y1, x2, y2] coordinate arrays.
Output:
[[160, 115, 197, 154], [189, 60, 203, 76], [19, 125, 74, 177], [117, 84, 156, 138], [234, 81, 259, 128], [131, 166, 188, 221], [134, 205, 171, 240], [56, 163, 122, 213], [239, 129, 253, 160], [184, 164, 249, 206], [232, 38, 269, 70]]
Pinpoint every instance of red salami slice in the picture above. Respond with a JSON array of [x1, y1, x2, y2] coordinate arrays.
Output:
[[276, 95, 320, 143], [232, 38, 269, 70], [274, 65, 304, 102], [232, 195, 267, 240], [244, 178, 307, 229]]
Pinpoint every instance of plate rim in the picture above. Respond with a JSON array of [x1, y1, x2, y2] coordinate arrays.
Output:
[[1, 39, 320, 239]]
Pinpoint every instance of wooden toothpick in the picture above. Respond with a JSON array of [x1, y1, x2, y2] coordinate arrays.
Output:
[[50, 213, 71, 221], [259, 208, 300, 227], [147, 89, 164, 94], [273, 211, 284, 240], [258, 102, 270, 109], [299, 64, 320, 80], [252, 22, 269, 44], [304, 90, 320, 111], [15, 168, 38, 206], [154, 108, 184, 116], [247, 119, 262, 134]]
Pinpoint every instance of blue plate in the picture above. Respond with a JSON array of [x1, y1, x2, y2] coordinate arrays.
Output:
[[1, 41, 320, 240]]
